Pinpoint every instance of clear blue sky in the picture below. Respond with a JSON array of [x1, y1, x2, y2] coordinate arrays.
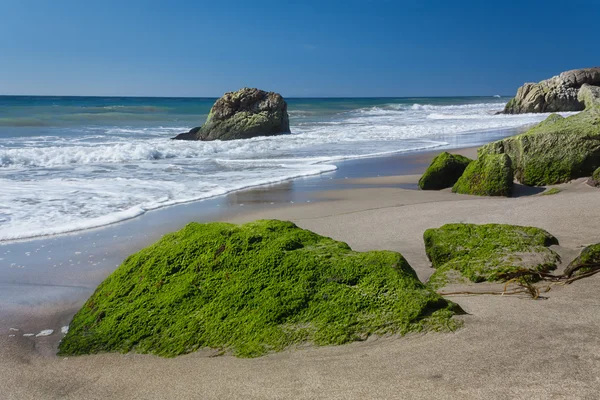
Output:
[[0, 0, 598, 97]]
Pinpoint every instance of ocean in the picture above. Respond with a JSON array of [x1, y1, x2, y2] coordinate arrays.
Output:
[[0, 96, 564, 241]]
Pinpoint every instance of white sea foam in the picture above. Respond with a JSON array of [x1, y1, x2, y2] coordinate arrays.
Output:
[[0, 101, 566, 241]]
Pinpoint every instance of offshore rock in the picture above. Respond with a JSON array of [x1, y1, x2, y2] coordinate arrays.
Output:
[[504, 67, 600, 114], [174, 88, 291, 141]]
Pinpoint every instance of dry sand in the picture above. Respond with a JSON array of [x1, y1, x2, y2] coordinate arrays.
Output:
[[2, 147, 600, 399]]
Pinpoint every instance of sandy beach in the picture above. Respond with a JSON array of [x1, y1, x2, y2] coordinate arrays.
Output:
[[1, 145, 600, 399]]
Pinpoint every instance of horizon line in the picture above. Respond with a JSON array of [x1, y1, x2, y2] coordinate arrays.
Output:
[[0, 94, 513, 99]]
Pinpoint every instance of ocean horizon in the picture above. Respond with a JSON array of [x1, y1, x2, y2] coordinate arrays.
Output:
[[0, 95, 571, 241]]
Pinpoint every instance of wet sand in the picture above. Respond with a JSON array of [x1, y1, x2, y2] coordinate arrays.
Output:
[[2, 145, 600, 399]]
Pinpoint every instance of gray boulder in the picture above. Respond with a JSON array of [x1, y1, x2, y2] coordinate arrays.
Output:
[[578, 84, 600, 109], [174, 88, 291, 141], [504, 67, 600, 114]]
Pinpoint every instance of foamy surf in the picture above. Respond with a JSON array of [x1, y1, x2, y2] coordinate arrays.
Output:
[[0, 97, 564, 241]]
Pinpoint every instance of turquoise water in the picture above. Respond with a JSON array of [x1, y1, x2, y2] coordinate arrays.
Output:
[[0, 95, 558, 241]]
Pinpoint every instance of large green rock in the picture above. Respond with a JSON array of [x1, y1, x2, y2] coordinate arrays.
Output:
[[424, 223, 560, 287], [59, 220, 457, 358], [418, 152, 472, 190], [452, 153, 513, 196], [173, 88, 290, 141], [480, 107, 600, 186]]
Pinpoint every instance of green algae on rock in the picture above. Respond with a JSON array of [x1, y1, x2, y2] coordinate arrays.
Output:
[[58, 220, 458, 358], [480, 107, 600, 186], [452, 153, 513, 196], [565, 243, 600, 277], [418, 152, 472, 190], [424, 223, 560, 287]]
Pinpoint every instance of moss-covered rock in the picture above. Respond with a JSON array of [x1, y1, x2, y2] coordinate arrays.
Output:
[[480, 107, 600, 186], [588, 167, 600, 187], [424, 223, 559, 287], [565, 243, 600, 277], [452, 153, 513, 196], [173, 88, 290, 141], [418, 152, 472, 190], [59, 220, 457, 358]]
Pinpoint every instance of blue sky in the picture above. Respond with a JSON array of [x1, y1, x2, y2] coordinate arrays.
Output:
[[0, 0, 598, 97]]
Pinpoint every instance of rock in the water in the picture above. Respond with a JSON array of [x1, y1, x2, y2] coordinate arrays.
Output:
[[418, 152, 472, 190], [481, 107, 600, 186], [452, 153, 513, 196], [424, 223, 559, 287], [172, 126, 201, 141], [58, 220, 457, 358], [564, 243, 600, 277], [504, 67, 600, 114], [587, 167, 600, 187], [578, 84, 600, 109], [173, 88, 290, 141]]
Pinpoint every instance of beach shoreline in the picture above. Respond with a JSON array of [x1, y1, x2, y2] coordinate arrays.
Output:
[[3, 133, 600, 398]]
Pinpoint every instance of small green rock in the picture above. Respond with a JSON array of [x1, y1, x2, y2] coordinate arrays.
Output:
[[424, 223, 560, 287], [452, 153, 514, 196], [418, 152, 472, 190], [59, 220, 457, 358], [565, 243, 600, 277]]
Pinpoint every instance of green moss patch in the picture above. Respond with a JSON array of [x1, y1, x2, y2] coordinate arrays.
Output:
[[418, 152, 472, 190], [480, 107, 600, 186], [59, 220, 457, 358], [541, 188, 562, 196], [452, 154, 513, 196], [424, 223, 560, 287]]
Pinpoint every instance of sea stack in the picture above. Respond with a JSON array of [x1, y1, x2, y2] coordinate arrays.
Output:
[[503, 67, 600, 114], [174, 88, 291, 141]]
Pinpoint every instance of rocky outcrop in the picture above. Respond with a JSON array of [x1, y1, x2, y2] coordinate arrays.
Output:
[[578, 84, 600, 109], [418, 152, 472, 190], [504, 67, 600, 114], [174, 88, 291, 141], [481, 107, 600, 186], [452, 153, 513, 196]]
